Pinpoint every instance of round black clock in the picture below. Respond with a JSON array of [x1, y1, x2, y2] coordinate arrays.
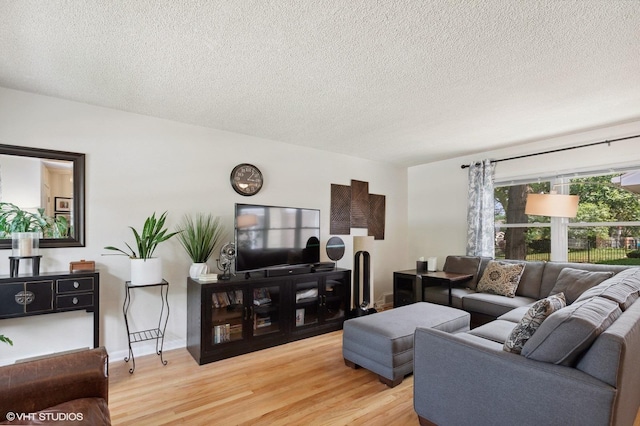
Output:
[[230, 163, 263, 196]]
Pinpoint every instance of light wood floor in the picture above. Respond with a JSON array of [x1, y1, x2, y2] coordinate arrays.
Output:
[[109, 331, 417, 425], [109, 330, 640, 426]]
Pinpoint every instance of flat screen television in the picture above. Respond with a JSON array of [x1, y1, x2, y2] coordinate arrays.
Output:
[[234, 203, 321, 273]]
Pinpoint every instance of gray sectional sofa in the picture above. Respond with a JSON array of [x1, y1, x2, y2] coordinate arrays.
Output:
[[415, 256, 640, 426]]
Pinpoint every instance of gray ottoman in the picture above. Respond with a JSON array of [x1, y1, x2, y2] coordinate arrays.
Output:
[[342, 302, 470, 387]]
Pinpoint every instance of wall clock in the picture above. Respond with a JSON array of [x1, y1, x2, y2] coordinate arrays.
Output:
[[230, 163, 263, 196]]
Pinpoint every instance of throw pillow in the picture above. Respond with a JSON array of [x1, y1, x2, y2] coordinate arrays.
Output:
[[476, 261, 526, 298], [521, 296, 622, 366], [503, 292, 566, 354], [549, 268, 614, 304]]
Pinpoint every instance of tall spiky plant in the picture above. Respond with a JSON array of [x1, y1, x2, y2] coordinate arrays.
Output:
[[104, 211, 181, 259], [176, 213, 226, 263]]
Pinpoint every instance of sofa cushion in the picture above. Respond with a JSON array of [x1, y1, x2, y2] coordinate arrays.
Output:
[[476, 261, 525, 298], [538, 262, 629, 298], [497, 306, 532, 323], [575, 268, 640, 310], [549, 268, 614, 304], [468, 319, 518, 344], [462, 293, 536, 317], [503, 293, 566, 354], [498, 260, 546, 299], [521, 296, 622, 366]]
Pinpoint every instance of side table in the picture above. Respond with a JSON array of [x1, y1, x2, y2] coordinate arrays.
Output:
[[122, 279, 170, 373], [419, 271, 473, 306]]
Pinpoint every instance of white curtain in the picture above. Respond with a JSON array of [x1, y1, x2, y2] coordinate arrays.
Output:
[[466, 159, 495, 257]]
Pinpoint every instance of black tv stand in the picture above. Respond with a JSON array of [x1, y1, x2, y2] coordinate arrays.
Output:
[[187, 268, 351, 365], [265, 265, 313, 277]]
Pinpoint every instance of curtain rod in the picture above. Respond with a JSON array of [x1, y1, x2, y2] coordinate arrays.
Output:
[[460, 134, 640, 169]]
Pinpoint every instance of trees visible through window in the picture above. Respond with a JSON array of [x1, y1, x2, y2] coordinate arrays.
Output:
[[495, 170, 640, 265]]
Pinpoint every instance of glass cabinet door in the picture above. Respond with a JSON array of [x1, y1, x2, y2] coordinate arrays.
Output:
[[251, 284, 282, 337], [293, 278, 320, 328], [210, 289, 244, 345], [322, 275, 348, 324]]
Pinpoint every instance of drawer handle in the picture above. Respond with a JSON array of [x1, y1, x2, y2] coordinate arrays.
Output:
[[73, 281, 80, 289], [15, 291, 35, 305], [72, 297, 79, 305]]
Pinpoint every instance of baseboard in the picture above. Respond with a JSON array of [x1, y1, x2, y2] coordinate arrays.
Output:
[[107, 338, 186, 364]]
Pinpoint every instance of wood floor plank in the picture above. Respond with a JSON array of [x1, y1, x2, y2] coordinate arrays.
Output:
[[109, 330, 640, 426]]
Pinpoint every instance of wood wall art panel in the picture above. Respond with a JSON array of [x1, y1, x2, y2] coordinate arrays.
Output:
[[350, 180, 369, 228], [368, 193, 386, 240], [330, 184, 351, 235]]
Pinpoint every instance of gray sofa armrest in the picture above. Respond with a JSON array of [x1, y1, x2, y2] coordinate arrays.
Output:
[[413, 328, 615, 426]]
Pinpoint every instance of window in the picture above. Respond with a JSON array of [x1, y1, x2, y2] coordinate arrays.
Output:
[[495, 169, 640, 264]]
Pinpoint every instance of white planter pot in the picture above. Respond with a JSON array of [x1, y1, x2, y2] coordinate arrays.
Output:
[[130, 258, 162, 285], [189, 263, 209, 279]]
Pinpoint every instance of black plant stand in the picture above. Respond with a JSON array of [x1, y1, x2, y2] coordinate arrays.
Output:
[[122, 279, 170, 373]]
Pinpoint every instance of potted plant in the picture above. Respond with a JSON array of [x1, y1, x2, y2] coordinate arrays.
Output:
[[176, 213, 226, 278], [0, 202, 46, 257], [0, 202, 70, 248], [104, 211, 180, 285]]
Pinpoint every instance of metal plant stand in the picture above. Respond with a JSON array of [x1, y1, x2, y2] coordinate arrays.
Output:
[[122, 279, 170, 373]]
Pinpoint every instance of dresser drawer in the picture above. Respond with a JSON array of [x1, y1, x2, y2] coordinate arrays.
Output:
[[57, 277, 94, 294], [57, 293, 94, 310], [0, 283, 26, 316]]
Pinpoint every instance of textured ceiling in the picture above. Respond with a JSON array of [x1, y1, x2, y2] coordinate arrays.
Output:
[[1, 1, 639, 166]]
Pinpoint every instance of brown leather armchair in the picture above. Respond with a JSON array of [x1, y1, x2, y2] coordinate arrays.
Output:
[[0, 347, 110, 425]]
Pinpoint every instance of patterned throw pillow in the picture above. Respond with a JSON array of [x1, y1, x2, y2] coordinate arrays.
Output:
[[476, 261, 526, 298], [503, 293, 567, 354]]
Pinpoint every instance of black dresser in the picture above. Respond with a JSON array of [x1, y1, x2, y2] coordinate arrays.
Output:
[[0, 271, 100, 348]]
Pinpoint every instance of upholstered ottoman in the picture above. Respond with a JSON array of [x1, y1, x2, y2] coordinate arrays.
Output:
[[342, 302, 470, 387]]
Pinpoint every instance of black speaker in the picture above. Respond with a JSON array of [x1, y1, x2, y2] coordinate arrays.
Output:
[[350, 250, 377, 318]]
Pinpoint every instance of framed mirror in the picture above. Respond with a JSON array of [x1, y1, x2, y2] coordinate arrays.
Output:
[[0, 144, 85, 249]]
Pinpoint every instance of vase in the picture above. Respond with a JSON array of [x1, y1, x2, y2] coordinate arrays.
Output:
[[130, 258, 162, 286], [11, 232, 40, 257], [189, 263, 208, 279]]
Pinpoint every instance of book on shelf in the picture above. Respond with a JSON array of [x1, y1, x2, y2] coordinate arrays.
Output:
[[254, 313, 272, 330], [253, 287, 272, 306], [212, 290, 244, 308], [213, 323, 231, 344]]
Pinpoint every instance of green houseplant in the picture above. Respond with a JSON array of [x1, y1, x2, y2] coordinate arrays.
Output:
[[104, 211, 180, 285], [0, 202, 70, 238], [175, 213, 226, 278]]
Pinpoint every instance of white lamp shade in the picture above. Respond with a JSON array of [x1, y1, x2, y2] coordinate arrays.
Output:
[[525, 193, 579, 218]]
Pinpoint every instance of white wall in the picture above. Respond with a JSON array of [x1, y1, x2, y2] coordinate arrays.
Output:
[[1, 155, 41, 209], [0, 87, 408, 364], [408, 120, 640, 269]]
